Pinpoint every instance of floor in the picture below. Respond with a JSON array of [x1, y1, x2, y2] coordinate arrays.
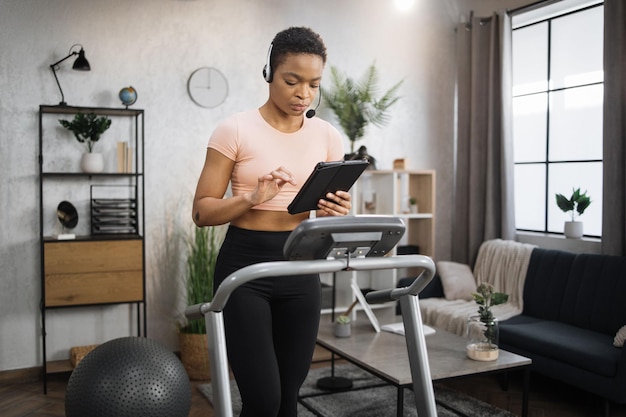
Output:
[[2, 346, 625, 417]]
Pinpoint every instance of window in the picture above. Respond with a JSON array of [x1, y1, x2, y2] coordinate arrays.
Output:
[[512, 1, 603, 237]]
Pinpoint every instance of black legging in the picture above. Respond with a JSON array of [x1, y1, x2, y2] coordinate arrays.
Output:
[[213, 226, 321, 417]]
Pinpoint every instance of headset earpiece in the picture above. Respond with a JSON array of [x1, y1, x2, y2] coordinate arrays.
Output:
[[262, 43, 273, 83]]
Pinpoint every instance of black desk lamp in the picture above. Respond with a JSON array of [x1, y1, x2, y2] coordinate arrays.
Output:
[[49, 44, 91, 106]]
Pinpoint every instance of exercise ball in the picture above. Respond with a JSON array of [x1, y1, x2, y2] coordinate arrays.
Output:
[[65, 337, 191, 417]]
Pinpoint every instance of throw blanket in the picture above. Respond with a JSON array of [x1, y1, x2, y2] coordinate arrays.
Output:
[[420, 239, 536, 337]]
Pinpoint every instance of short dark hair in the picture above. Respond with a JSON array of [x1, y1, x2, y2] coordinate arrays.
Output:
[[270, 27, 327, 71]]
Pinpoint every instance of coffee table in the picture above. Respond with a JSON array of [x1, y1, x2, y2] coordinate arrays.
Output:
[[315, 310, 531, 417]]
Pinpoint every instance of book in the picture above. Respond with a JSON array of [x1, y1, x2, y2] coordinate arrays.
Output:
[[117, 141, 126, 173], [381, 322, 436, 337], [116, 141, 133, 173]]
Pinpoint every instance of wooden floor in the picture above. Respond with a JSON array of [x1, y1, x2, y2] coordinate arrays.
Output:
[[2, 348, 625, 417]]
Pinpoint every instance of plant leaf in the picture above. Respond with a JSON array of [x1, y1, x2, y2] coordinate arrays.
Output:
[[491, 292, 509, 306], [555, 193, 574, 213]]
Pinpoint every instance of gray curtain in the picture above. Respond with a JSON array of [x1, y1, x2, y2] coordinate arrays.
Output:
[[601, 0, 626, 256], [452, 11, 516, 266]]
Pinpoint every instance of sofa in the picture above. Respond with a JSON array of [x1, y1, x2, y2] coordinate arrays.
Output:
[[412, 240, 626, 415]]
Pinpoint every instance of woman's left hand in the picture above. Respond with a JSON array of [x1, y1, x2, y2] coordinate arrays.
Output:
[[317, 190, 352, 216]]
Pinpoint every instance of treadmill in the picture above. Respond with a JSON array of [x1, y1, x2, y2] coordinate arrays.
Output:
[[185, 215, 438, 417]]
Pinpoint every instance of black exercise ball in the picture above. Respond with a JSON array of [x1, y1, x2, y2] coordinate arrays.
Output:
[[65, 337, 191, 417]]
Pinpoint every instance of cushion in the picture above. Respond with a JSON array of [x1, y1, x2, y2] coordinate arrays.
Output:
[[614, 325, 626, 348], [436, 261, 475, 301]]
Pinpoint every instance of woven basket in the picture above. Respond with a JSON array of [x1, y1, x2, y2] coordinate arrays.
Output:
[[70, 344, 100, 367], [178, 332, 210, 380]]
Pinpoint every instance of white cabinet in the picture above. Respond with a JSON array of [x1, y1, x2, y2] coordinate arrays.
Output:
[[321, 170, 436, 315]]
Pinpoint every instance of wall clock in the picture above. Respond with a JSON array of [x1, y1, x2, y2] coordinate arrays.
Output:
[[187, 67, 229, 108]]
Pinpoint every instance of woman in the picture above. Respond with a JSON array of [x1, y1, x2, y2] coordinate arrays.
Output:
[[192, 27, 351, 417]]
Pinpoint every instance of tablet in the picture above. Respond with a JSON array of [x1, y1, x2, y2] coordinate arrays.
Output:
[[287, 159, 369, 214]]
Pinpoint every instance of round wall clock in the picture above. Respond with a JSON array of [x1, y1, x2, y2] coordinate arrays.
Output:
[[187, 67, 229, 108]]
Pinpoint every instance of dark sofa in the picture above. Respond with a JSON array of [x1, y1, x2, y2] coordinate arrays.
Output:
[[414, 246, 626, 416], [498, 248, 626, 415]]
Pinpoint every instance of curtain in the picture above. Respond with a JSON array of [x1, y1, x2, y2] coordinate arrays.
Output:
[[452, 11, 516, 266], [601, 0, 626, 256]]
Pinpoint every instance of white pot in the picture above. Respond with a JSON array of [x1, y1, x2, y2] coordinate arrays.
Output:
[[334, 322, 351, 338], [81, 153, 104, 173], [564, 221, 583, 239]]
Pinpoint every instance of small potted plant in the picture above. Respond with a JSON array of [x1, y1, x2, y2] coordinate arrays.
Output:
[[466, 283, 508, 361], [409, 197, 418, 213], [555, 188, 591, 239], [335, 299, 359, 338], [59, 113, 112, 173]]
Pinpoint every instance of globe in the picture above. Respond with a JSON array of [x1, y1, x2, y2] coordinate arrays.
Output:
[[119, 86, 137, 107]]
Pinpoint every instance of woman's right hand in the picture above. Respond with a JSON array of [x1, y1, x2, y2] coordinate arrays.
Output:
[[245, 166, 297, 206], [193, 150, 298, 227]]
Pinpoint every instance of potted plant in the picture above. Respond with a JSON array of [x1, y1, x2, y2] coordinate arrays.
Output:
[[322, 63, 403, 154], [335, 299, 358, 338], [59, 112, 112, 173], [178, 225, 223, 380], [466, 283, 508, 361], [409, 197, 418, 213], [555, 188, 591, 239]]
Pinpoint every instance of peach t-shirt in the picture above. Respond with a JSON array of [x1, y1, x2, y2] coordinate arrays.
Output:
[[207, 109, 344, 211]]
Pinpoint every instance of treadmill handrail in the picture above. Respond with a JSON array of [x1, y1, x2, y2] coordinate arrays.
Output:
[[365, 256, 435, 304], [185, 254, 435, 320]]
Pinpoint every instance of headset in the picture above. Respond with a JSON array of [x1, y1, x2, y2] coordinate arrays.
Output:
[[262, 43, 274, 83]]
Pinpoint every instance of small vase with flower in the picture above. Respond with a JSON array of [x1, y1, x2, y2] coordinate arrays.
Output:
[[466, 283, 508, 361]]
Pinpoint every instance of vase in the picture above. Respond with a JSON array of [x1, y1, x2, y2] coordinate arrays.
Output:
[[178, 332, 210, 380], [564, 221, 583, 239], [466, 315, 499, 361], [81, 152, 104, 173], [335, 322, 351, 338]]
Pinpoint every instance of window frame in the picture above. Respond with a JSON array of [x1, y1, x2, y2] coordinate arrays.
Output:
[[512, 2, 603, 238]]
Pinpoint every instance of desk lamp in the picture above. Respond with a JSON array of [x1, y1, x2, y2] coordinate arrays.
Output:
[[49, 44, 91, 106]]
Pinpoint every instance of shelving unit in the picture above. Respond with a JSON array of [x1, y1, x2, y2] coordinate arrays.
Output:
[[38, 105, 146, 393], [321, 169, 436, 316]]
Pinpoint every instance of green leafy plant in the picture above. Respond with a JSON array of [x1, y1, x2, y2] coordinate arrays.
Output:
[[179, 225, 223, 334], [322, 63, 403, 153], [472, 283, 508, 346], [555, 188, 592, 221], [59, 113, 112, 153]]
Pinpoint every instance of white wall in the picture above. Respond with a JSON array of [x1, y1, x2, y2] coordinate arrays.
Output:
[[0, 0, 535, 372]]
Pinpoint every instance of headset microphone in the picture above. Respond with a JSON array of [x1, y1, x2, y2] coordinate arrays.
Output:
[[306, 90, 322, 119]]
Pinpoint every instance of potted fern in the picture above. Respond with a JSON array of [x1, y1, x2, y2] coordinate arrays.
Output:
[[555, 188, 591, 239], [59, 113, 111, 173], [466, 283, 508, 361], [322, 63, 403, 154], [178, 225, 223, 380]]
